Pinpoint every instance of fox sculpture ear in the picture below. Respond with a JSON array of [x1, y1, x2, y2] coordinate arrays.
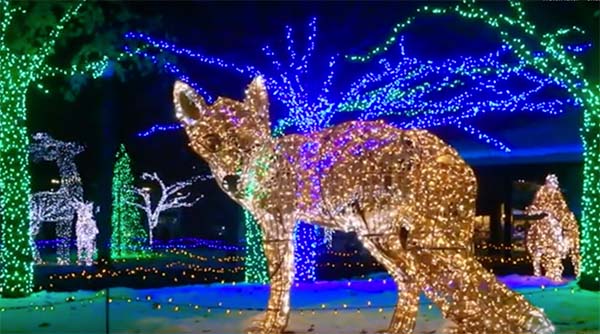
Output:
[[244, 76, 271, 134], [173, 81, 208, 126]]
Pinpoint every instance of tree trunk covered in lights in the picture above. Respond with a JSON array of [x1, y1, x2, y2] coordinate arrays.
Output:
[[0, 88, 34, 298], [578, 129, 600, 291], [0, 0, 166, 296]]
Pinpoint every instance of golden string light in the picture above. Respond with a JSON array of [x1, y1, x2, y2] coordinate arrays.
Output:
[[525, 174, 581, 281], [35, 248, 536, 291], [173, 77, 555, 334]]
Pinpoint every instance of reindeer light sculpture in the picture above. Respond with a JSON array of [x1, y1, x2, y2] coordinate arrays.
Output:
[[30, 133, 85, 265], [173, 77, 554, 334]]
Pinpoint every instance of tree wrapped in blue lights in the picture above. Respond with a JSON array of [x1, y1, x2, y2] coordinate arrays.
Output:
[[130, 20, 578, 151], [129, 4, 593, 284], [128, 18, 339, 282]]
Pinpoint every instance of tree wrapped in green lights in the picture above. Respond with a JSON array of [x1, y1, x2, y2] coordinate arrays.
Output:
[[348, 0, 600, 290], [0, 0, 98, 298], [111, 144, 148, 258], [0, 0, 162, 296]]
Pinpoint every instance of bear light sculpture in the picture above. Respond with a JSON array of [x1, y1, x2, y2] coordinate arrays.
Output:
[[526, 174, 580, 281]]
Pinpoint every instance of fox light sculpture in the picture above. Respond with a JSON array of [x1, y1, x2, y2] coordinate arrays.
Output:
[[173, 77, 554, 334]]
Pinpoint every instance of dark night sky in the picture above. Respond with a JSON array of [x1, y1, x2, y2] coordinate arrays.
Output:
[[26, 1, 600, 241]]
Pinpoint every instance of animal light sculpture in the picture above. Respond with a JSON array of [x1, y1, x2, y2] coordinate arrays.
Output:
[[173, 77, 554, 334], [29, 133, 85, 265], [74, 200, 98, 266], [526, 174, 580, 280]]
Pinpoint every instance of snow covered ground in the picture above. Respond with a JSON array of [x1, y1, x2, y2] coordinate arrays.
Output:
[[1, 275, 598, 334]]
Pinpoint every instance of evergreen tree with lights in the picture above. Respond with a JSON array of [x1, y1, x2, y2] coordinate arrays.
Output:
[[111, 145, 147, 258]]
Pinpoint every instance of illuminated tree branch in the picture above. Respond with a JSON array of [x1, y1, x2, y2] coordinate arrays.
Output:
[[28, 1, 85, 76], [132, 172, 201, 245]]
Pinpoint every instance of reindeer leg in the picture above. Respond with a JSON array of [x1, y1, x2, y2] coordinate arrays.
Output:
[[77, 240, 83, 265], [56, 219, 71, 265], [547, 254, 563, 282], [85, 244, 93, 266], [359, 235, 419, 334], [30, 221, 42, 264], [247, 223, 295, 334], [32, 243, 42, 264]]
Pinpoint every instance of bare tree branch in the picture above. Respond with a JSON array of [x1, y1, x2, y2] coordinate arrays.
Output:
[[132, 172, 202, 244]]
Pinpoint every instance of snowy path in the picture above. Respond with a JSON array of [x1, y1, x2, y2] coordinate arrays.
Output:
[[1, 275, 598, 334]]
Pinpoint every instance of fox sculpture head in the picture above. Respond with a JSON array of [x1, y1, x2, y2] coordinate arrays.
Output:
[[173, 77, 272, 200]]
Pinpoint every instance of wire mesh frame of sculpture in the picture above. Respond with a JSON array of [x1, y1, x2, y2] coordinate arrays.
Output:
[[173, 77, 555, 334], [525, 174, 580, 281], [29, 133, 85, 265], [131, 172, 201, 245], [73, 200, 98, 266]]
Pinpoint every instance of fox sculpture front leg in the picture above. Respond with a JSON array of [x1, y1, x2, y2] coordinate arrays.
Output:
[[246, 217, 295, 334]]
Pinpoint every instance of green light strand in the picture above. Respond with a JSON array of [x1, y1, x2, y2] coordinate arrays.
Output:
[[243, 210, 268, 283], [241, 150, 271, 283], [347, 0, 600, 290]]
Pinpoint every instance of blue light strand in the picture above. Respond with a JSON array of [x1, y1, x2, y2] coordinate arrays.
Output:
[[132, 33, 579, 153], [455, 121, 511, 153], [564, 42, 592, 54], [33, 237, 244, 251], [138, 123, 183, 138], [125, 45, 213, 102]]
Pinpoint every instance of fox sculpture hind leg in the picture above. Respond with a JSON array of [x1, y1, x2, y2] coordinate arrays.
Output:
[[359, 235, 420, 334], [173, 77, 554, 334]]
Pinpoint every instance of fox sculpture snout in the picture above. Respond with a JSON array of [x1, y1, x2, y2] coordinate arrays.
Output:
[[223, 174, 241, 193], [173, 77, 555, 334]]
